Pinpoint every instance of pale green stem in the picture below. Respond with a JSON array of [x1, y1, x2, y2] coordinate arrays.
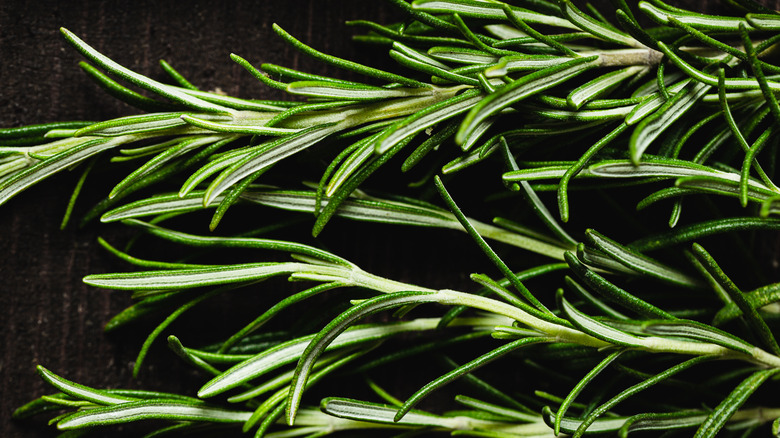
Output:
[[280, 85, 470, 130], [468, 219, 571, 260], [583, 48, 664, 68], [436, 289, 608, 348], [731, 407, 780, 423], [317, 263, 780, 368]]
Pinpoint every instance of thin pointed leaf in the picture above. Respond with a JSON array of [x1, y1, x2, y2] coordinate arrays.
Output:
[[657, 41, 779, 91], [573, 355, 712, 437], [56, 401, 251, 429], [638, 320, 754, 355], [691, 243, 780, 355], [285, 292, 439, 424], [618, 411, 710, 437], [568, 66, 645, 109], [631, 217, 780, 252], [101, 191, 223, 222], [630, 81, 710, 163], [375, 88, 482, 154], [110, 136, 222, 199], [61, 28, 233, 113], [395, 337, 547, 421], [389, 47, 480, 87], [584, 229, 701, 288], [219, 282, 346, 353], [272, 24, 427, 88], [83, 262, 329, 291], [714, 282, 780, 325], [543, 406, 627, 435], [204, 125, 337, 206], [179, 115, 298, 136], [564, 251, 675, 320], [200, 317, 439, 398], [243, 189, 460, 228], [558, 294, 644, 347], [287, 81, 435, 101], [559, 0, 639, 46], [456, 56, 599, 144], [322, 397, 455, 428], [411, 0, 579, 29], [639, 2, 756, 31], [37, 366, 136, 406], [693, 368, 780, 438], [435, 176, 554, 316], [555, 351, 623, 435], [0, 137, 115, 207]]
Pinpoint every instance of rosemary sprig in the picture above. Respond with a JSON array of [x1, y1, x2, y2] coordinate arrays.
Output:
[[8, 1, 780, 437]]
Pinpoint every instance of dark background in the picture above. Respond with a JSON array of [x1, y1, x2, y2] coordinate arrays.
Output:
[[2, 1, 779, 437]]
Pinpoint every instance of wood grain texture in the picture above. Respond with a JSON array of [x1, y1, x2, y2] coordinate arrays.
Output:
[[1, 1, 779, 437]]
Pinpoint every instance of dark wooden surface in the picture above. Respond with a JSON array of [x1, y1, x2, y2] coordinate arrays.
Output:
[[2, 1, 779, 437]]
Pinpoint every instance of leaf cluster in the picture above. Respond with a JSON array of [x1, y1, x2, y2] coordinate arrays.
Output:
[[7, 0, 780, 437]]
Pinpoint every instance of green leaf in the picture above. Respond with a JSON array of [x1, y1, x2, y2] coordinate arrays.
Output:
[[218, 282, 345, 353], [272, 24, 427, 88], [558, 293, 644, 347], [56, 401, 251, 429], [322, 397, 454, 428], [37, 366, 136, 406], [657, 41, 779, 91], [456, 55, 599, 144], [637, 320, 754, 355], [179, 114, 299, 136], [618, 411, 709, 437], [204, 124, 338, 206], [714, 282, 780, 325], [454, 395, 540, 422], [693, 368, 780, 438], [287, 81, 435, 101], [572, 355, 712, 437], [390, 45, 481, 87], [691, 243, 780, 355], [110, 136, 224, 199], [568, 66, 646, 110], [435, 176, 555, 315], [559, 0, 639, 46], [61, 28, 234, 113], [83, 261, 331, 290], [132, 289, 221, 377], [375, 88, 482, 154], [747, 13, 780, 30], [630, 217, 780, 252], [101, 191, 223, 222], [639, 2, 756, 31], [199, 317, 439, 398], [79, 62, 176, 112], [411, 0, 579, 29], [395, 337, 547, 421], [555, 350, 624, 435], [543, 406, 627, 435], [584, 229, 702, 288], [630, 80, 710, 163], [243, 189, 460, 228], [564, 251, 675, 320], [0, 137, 114, 207], [501, 6, 578, 57], [427, 46, 497, 65], [501, 142, 577, 248], [285, 292, 439, 424]]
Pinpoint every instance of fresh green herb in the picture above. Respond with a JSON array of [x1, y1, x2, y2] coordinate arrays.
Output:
[[8, 1, 780, 437]]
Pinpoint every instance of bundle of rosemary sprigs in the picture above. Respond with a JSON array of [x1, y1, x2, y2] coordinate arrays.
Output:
[[7, 0, 780, 436]]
